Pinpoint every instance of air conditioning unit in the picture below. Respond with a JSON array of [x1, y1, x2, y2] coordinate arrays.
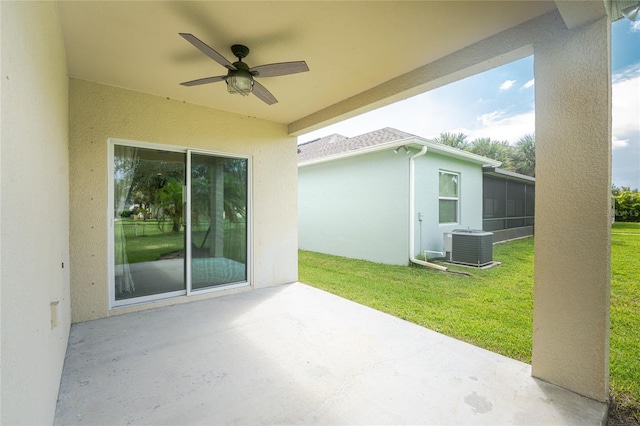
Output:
[[444, 229, 493, 267]]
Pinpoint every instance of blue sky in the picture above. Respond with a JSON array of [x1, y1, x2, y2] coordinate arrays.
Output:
[[299, 19, 640, 189]]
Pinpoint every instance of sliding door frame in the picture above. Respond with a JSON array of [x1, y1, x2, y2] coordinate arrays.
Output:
[[186, 149, 252, 296], [107, 138, 252, 310]]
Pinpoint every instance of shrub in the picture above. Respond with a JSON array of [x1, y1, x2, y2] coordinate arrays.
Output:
[[614, 188, 640, 222]]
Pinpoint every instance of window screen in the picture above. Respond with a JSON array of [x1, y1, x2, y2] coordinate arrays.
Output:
[[439, 171, 459, 223], [482, 175, 534, 231]]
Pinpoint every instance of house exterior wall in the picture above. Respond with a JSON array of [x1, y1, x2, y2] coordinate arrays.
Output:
[[69, 78, 298, 323], [414, 152, 484, 257], [298, 148, 485, 265], [532, 16, 611, 402], [298, 151, 410, 265], [0, 2, 71, 425]]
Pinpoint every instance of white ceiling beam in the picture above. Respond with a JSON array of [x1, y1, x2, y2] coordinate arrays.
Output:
[[555, 0, 608, 29], [289, 10, 569, 137]]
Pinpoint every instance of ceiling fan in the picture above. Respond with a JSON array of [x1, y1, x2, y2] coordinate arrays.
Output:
[[179, 33, 309, 105]]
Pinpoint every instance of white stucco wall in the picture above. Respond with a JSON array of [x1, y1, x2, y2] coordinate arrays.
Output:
[[414, 153, 484, 256], [1, 2, 71, 424], [69, 78, 298, 323], [298, 148, 485, 265], [298, 150, 410, 265]]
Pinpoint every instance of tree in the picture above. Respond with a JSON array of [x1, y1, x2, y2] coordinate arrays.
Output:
[[155, 178, 184, 232], [512, 134, 535, 177], [613, 186, 640, 222], [126, 159, 185, 221], [428, 131, 535, 177], [466, 137, 513, 169], [190, 158, 247, 225], [433, 132, 469, 150], [222, 159, 248, 223]]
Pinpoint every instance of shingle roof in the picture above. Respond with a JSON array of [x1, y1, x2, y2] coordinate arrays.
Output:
[[297, 127, 418, 163]]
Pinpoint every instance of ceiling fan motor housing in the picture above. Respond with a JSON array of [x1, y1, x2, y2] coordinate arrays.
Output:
[[231, 44, 250, 60]]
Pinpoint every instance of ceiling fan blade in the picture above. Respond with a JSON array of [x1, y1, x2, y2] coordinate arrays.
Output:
[[180, 75, 227, 87], [179, 33, 236, 71], [252, 80, 278, 105], [249, 61, 309, 78]]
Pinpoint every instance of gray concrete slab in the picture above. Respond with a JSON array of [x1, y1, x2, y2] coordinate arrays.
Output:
[[55, 283, 607, 425]]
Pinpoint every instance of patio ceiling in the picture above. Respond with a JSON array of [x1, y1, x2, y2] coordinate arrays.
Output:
[[57, 1, 558, 133]]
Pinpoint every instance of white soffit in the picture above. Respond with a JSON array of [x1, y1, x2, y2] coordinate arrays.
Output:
[[58, 1, 556, 128]]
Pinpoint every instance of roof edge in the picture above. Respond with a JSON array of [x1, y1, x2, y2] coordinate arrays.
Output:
[[483, 167, 536, 183], [298, 136, 501, 168]]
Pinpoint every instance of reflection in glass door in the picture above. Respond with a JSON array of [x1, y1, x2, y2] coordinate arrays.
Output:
[[111, 143, 249, 305], [113, 145, 186, 300], [190, 153, 248, 290]]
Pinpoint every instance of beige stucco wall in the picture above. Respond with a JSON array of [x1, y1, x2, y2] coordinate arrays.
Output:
[[1, 2, 71, 424], [69, 78, 298, 323], [532, 16, 611, 402]]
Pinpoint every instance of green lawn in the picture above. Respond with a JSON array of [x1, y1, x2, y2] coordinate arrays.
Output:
[[610, 222, 640, 417], [116, 220, 185, 263], [299, 223, 640, 418], [115, 219, 247, 264]]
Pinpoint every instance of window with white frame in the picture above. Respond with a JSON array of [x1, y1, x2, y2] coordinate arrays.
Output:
[[439, 171, 459, 224]]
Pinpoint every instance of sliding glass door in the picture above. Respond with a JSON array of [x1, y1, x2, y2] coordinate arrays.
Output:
[[189, 153, 248, 290], [113, 146, 186, 301], [110, 141, 249, 306]]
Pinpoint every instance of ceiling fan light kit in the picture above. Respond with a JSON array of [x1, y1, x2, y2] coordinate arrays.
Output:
[[226, 74, 253, 96], [178, 34, 309, 105], [226, 61, 253, 96]]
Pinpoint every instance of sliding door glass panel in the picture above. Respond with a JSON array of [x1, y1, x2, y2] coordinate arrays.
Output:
[[190, 153, 248, 290], [113, 145, 186, 300]]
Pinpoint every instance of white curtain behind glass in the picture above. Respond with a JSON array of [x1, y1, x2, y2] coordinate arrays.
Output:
[[114, 145, 138, 295]]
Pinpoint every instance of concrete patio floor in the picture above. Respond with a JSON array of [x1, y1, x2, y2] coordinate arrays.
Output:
[[54, 283, 607, 425]]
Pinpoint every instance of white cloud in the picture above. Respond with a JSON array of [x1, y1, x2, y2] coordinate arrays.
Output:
[[632, 20, 640, 32], [612, 136, 629, 149], [499, 80, 516, 90], [612, 64, 640, 187], [612, 71, 640, 137], [470, 109, 535, 143], [613, 62, 640, 83], [522, 79, 535, 89], [477, 110, 506, 126]]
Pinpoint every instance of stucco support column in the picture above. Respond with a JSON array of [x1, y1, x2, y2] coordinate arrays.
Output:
[[532, 16, 611, 402]]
